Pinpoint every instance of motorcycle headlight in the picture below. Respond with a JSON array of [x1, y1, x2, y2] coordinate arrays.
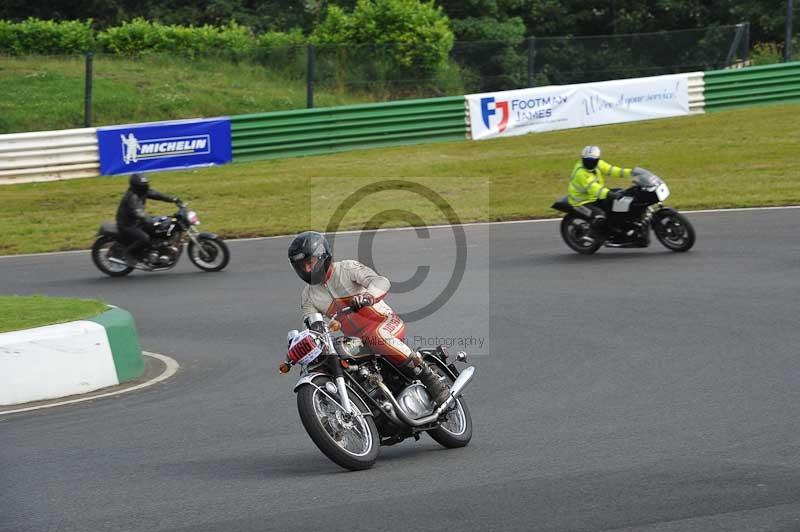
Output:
[[187, 211, 200, 225]]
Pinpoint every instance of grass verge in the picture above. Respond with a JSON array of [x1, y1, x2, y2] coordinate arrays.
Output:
[[0, 103, 798, 255], [0, 54, 378, 133], [0, 296, 108, 333]]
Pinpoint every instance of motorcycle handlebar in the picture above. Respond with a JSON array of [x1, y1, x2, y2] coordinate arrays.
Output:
[[331, 306, 353, 320]]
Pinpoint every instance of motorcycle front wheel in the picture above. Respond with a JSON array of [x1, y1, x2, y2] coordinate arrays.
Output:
[[91, 236, 133, 277], [296, 376, 379, 471], [188, 236, 230, 272], [560, 214, 602, 255], [652, 210, 695, 252]]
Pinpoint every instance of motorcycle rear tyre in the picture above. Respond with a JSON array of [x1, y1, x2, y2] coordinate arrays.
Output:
[[560, 214, 602, 255], [91, 236, 133, 277]]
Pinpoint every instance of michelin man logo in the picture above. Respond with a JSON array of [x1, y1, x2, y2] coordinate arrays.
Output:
[[121, 133, 140, 165]]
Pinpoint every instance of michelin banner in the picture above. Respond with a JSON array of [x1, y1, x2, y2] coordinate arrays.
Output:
[[467, 73, 691, 140], [97, 118, 232, 175]]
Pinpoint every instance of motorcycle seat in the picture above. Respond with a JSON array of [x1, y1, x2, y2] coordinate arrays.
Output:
[[98, 221, 119, 236], [551, 196, 573, 213]]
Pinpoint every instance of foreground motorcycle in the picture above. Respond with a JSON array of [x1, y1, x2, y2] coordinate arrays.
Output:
[[280, 307, 475, 471], [551, 168, 695, 255], [91, 203, 230, 276]]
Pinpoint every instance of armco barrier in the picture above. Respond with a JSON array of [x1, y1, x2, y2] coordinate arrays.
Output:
[[688, 72, 706, 114], [703, 61, 800, 111], [230, 96, 469, 162], [0, 127, 99, 184], [3, 64, 799, 184]]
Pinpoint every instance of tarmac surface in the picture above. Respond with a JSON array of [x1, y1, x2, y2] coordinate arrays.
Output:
[[2, 208, 800, 532]]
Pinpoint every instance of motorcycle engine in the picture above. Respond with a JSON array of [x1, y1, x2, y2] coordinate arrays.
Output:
[[150, 242, 180, 265], [397, 383, 434, 419]]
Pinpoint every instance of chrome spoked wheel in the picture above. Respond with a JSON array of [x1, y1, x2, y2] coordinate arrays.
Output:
[[312, 388, 374, 457], [438, 398, 468, 436], [188, 237, 230, 272], [91, 236, 133, 277], [297, 376, 379, 470], [426, 366, 473, 448]]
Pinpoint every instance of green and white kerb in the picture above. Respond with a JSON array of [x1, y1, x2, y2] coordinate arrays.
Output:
[[0, 307, 144, 406]]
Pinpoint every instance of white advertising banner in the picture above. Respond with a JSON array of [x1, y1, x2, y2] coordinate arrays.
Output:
[[467, 73, 691, 140]]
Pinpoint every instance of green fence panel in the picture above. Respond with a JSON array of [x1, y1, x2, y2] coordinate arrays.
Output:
[[230, 96, 469, 162], [704, 61, 800, 111]]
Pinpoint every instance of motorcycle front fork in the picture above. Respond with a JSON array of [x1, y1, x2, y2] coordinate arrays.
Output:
[[328, 354, 353, 415]]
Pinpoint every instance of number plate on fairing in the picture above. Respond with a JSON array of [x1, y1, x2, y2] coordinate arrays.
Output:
[[287, 330, 323, 366], [656, 183, 670, 201], [612, 196, 633, 212]]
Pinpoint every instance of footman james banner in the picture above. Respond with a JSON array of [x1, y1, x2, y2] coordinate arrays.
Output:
[[97, 118, 232, 175], [467, 73, 692, 140]]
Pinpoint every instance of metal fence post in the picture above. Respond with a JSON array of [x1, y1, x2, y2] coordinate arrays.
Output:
[[726, 24, 745, 67], [306, 43, 315, 109], [527, 37, 536, 87], [84, 51, 93, 127], [744, 22, 750, 63], [786, 0, 794, 62]]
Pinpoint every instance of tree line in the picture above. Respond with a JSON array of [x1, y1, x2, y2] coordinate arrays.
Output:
[[0, 0, 792, 45]]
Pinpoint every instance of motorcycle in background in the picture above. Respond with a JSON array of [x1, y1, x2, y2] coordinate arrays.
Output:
[[552, 168, 695, 255], [91, 202, 230, 276], [280, 307, 475, 471]]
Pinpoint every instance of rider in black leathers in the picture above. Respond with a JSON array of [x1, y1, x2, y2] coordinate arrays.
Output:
[[116, 173, 180, 266]]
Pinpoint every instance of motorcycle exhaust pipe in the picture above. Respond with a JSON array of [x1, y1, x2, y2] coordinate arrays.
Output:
[[377, 366, 475, 428]]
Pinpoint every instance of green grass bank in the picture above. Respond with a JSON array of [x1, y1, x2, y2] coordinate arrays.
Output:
[[0, 54, 378, 133], [0, 296, 108, 333], [0, 103, 797, 256]]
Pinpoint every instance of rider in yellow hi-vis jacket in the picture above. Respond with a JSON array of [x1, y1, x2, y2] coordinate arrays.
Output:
[[568, 146, 633, 206], [567, 145, 635, 228]]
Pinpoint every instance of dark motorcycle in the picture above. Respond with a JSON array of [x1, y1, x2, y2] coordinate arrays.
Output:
[[91, 203, 230, 276], [551, 168, 695, 255], [280, 308, 475, 471]]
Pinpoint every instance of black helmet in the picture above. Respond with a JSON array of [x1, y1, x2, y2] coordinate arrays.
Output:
[[288, 231, 332, 285], [581, 145, 601, 171], [129, 173, 149, 195]]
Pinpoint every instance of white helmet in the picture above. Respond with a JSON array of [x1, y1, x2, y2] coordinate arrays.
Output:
[[581, 146, 601, 170]]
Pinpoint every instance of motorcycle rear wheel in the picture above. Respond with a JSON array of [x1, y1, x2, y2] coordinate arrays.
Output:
[[91, 236, 133, 277], [652, 210, 695, 252], [426, 369, 473, 449], [560, 214, 602, 255], [297, 376, 379, 471]]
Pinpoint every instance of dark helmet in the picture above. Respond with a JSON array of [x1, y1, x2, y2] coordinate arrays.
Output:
[[129, 173, 149, 195], [288, 231, 332, 285], [581, 145, 601, 171]]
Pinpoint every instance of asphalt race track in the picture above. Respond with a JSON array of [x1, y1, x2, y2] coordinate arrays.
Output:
[[2, 208, 800, 532]]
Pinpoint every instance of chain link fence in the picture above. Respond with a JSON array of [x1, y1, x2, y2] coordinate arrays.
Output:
[[272, 24, 750, 101]]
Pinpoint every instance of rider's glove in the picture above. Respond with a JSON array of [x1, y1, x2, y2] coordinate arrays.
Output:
[[350, 293, 375, 311], [171, 196, 182, 205], [606, 188, 623, 200]]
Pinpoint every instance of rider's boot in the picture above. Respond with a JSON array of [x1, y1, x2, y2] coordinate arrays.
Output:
[[413, 358, 451, 407], [581, 212, 607, 245], [124, 253, 140, 268]]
